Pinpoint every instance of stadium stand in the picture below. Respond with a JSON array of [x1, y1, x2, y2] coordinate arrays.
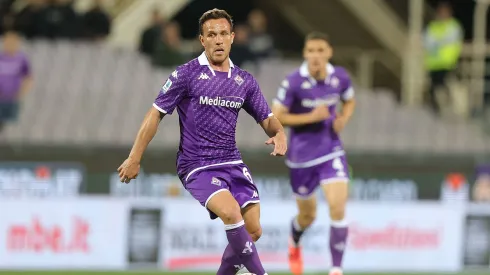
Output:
[[0, 41, 488, 153]]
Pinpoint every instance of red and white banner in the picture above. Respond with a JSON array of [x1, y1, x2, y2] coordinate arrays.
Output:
[[0, 198, 128, 269], [160, 199, 464, 272]]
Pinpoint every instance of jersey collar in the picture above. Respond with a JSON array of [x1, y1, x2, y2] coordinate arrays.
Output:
[[198, 51, 235, 78], [299, 62, 335, 84]]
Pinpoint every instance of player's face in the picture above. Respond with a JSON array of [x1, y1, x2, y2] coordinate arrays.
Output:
[[303, 39, 332, 73], [2, 33, 20, 55], [200, 18, 235, 65]]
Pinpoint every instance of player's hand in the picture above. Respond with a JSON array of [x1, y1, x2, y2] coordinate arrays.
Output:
[[117, 157, 141, 184], [265, 131, 287, 156], [309, 105, 330, 123], [333, 116, 348, 133]]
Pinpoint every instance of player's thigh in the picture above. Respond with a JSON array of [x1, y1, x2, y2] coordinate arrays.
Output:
[[229, 164, 261, 208], [185, 169, 241, 223], [289, 166, 320, 199], [319, 156, 350, 219], [241, 203, 262, 241]]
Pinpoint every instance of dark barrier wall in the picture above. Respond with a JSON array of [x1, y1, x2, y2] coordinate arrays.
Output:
[[0, 146, 486, 199]]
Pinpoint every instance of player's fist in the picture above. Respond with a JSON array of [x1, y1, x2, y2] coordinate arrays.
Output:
[[265, 131, 287, 156], [117, 157, 141, 184], [309, 105, 330, 123]]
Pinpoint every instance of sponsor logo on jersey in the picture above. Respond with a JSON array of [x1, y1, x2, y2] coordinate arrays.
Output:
[[198, 73, 210, 80], [301, 95, 339, 108], [199, 96, 244, 109]]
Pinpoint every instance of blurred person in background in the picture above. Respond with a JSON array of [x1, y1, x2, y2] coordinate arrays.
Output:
[[82, 0, 111, 41], [273, 31, 355, 275], [424, 1, 463, 115], [473, 165, 490, 202], [41, 0, 79, 39], [229, 24, 255, 67], [0, 0, 15, 35], [0, 31, 32, 133], [13, 0, 47, 39], [247, 9, 274, 59], [152, 21, 185, 68], [139, 8, 165, 58]]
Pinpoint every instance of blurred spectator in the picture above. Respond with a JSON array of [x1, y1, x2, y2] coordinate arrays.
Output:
[[0, 31, 32, 133], [423, 2, 463, 115], [473, 164, 490, 202], [13, 0, 47, 39], [230, 24, 254, 67], [152, 21, 186, 68], [247, 9, 274, 59], [0, 0, 15, 35], [139, 8, 165, 58], [41, 0, 79, 39], [82, 0, 111, 40]]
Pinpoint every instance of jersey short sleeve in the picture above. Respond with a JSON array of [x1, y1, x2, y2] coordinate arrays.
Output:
[[273, 78, 294, 109], [153, 67, 188, 114], [339, 69, 354, 101], [242, 76, 272, 123]]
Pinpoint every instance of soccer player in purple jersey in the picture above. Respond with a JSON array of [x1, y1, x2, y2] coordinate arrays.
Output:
[[118, 9, 287, 275], [272, 32, 355, 275]]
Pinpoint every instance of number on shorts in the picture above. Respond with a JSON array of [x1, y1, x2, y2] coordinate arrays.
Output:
[[242, 167, 254, 183], [332, 158, 346, 177]]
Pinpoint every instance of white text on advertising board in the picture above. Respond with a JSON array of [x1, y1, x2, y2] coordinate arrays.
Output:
[[7, 217, 90, 253]]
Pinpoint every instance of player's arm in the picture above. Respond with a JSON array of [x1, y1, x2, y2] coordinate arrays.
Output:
[[118, 68, 187, 182], [338, 72, 356, 123], [333, 72, 356, 133], [260, 115, 287, 156], [339, 97, 355, 123], [127, 108, 165, 163], [272, 79, 329, 127], [259, 115, 284, 138], [272, 103, 328, 127], [243, 77, 287, 156]]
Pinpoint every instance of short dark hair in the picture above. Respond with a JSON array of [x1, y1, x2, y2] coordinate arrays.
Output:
[[305, 31, 330, 44], [198, 9, 233, 35]]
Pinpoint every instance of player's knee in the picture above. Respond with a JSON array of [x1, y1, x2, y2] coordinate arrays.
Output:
[[219, 204, 243, 225], [248, 227, 262, 242], [329, 203, 346, 220], [298, 211, 316, 227]]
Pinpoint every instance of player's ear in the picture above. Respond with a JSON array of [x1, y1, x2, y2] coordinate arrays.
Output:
[[199, 34, 205, 47], [327, 46, 333, 59], [231, 32, 235, 44]]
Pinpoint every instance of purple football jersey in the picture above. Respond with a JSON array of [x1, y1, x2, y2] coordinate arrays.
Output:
[[0, 52, 30, 102], [274, 62, 354, 168], [153, 52, 272, 179]]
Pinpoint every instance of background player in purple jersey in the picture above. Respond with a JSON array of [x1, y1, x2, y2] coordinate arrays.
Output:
[[272, 32, 356, 275], [118, 9, 287, 275]]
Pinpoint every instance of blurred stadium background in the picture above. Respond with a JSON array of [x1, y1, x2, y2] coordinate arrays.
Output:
[[1, 0, 490, 274]]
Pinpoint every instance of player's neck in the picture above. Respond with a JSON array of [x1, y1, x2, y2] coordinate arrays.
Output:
[[209, 62, 230, 72], [206, 53, 230, 72], [309, 68, 327, 81]]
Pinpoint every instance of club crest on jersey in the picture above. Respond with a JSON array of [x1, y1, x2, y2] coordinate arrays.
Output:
[[301, 81, 312, 90], [234, 75, 244, 86], [211, 177, 221, 186], [161, 79, 172, 94]]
